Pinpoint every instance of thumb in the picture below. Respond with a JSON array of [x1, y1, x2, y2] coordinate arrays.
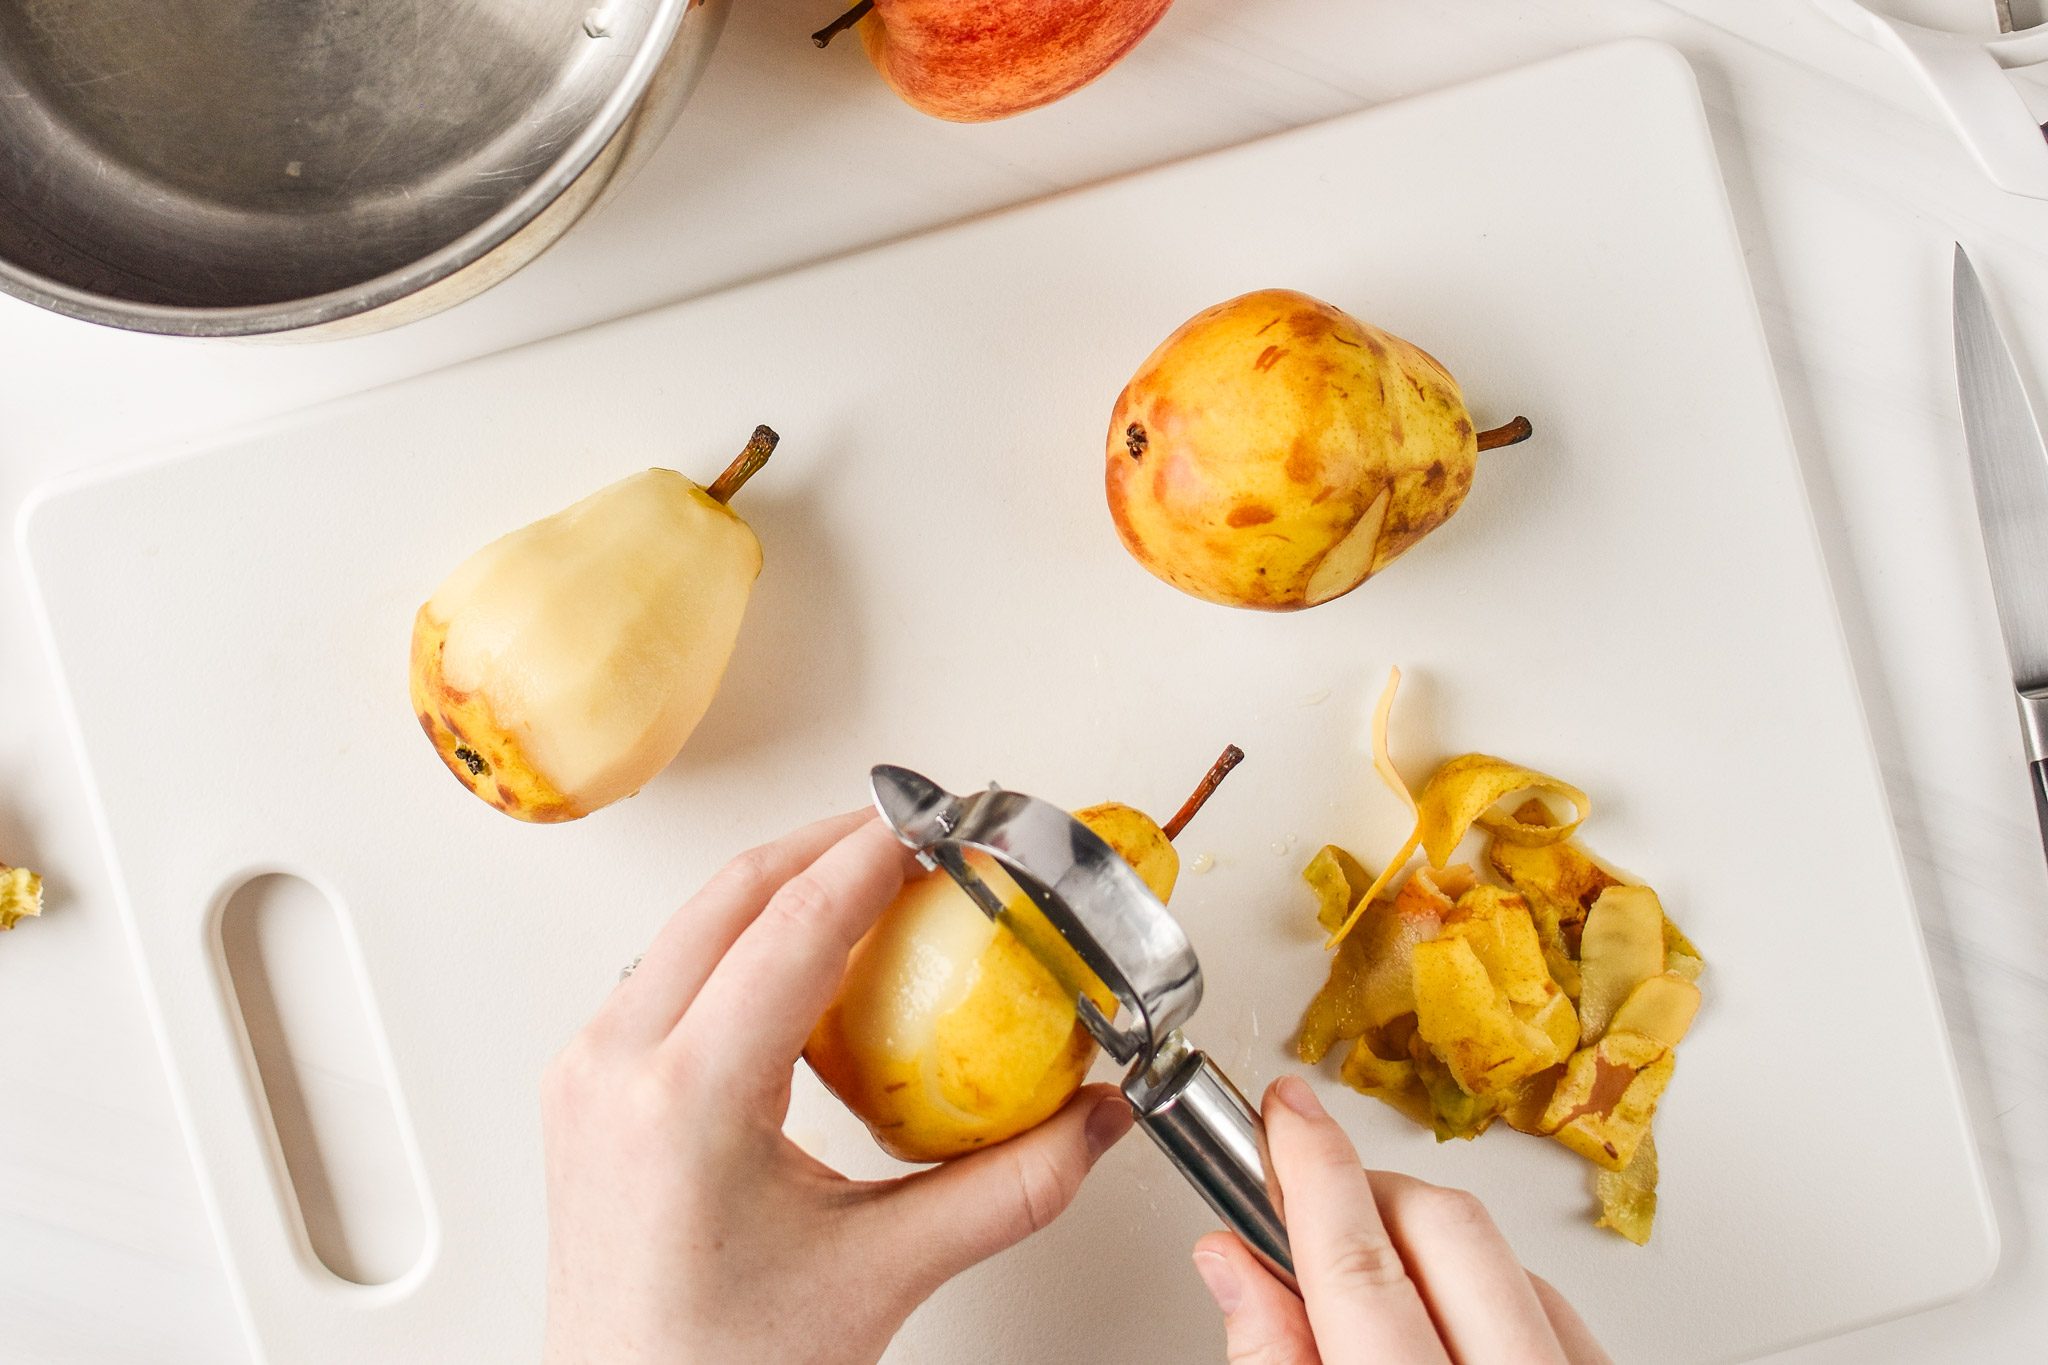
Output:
[[1194, 1230, 1322, 1365], [873, 1084, 1132, 1292]]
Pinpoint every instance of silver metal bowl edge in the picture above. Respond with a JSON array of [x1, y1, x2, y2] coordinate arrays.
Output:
[[0, 0, 728, 339]]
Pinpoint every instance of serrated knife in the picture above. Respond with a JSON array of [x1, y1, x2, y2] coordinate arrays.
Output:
[[1954, 244, 2048, 864]]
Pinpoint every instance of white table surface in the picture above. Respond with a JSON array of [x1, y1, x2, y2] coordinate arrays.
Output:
[[3, 2, 2045, 1361]]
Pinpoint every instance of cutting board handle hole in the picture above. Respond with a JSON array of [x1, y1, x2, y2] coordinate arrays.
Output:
[[217, 872, 431, 1288]]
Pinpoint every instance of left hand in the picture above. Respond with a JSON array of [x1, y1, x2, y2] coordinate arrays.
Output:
[[540, 810, 1135, 1365]]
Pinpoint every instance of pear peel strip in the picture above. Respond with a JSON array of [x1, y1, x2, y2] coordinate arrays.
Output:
[[1327, 668, 1419, 948], [1373, 667, 1417, 815]]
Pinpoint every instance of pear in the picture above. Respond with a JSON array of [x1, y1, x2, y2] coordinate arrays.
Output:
[[409, 427, 778, 823], [1105, 289, 1530, 610], [805, 746, 1243, 1162]]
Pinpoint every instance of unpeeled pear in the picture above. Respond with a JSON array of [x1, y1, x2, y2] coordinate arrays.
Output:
[[1106, 289, 1530, 610], [409, 427, 778, 822], [805, 747, 1241, 1162]]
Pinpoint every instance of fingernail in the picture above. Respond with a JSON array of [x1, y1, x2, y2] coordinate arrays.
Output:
[[1193, 1250, 1242, 1316], [1085, 1094, 1133, 1160], [1274, 1074, 1326, 1119]]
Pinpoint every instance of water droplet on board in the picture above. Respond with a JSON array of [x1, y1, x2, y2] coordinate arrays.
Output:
[[1191, 852, 1215, 874], [1269, 842, 1287, 856]]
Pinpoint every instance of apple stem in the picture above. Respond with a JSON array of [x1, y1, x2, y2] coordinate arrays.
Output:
[[812, 0, 873, 48], [1477, 416, 1534, 451], [707, 426, 780, 504], [1163, 745, 1245, 842]]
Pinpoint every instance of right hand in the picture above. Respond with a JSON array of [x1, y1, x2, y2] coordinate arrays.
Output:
[[1192, 1075, 1613, 1365]]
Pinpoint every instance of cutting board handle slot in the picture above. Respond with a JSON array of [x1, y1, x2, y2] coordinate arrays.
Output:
[[216, 871, 433, 1288]]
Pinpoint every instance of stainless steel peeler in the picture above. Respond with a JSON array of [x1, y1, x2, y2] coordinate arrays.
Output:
[[871, 765, 1296, 1289]]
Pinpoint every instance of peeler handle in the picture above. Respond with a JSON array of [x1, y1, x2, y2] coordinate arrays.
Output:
[[1128, 1042, 1296, 1291]]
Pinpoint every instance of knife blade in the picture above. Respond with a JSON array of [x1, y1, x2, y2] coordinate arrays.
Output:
[[1954, 243, 2048, 865]]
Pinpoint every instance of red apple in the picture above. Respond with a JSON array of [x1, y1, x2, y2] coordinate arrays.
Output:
[[814, 0, 1176, 123]]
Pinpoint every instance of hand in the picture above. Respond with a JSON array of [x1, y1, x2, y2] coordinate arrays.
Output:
[[541, 811, 1135, 1365], [1192, 1075, 1612, 1365]]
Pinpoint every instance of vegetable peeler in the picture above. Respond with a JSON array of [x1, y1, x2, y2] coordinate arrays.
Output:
[[871, 765, 1296, 1289]]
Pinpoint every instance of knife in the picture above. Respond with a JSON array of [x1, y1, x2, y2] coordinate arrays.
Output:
[[1954, 244, 2048, 866]]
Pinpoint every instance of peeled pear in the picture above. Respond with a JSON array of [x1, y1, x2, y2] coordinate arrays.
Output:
[[1105, 288, 1530, 610], [409, 427, 778, 822], [806, 746, 1243, 1162]]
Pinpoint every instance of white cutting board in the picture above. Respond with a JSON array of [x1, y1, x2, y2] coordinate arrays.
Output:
[[19, 40, 1995, 1365]]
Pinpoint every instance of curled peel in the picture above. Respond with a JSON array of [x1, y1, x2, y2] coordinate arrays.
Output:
[[1372, 667, 1417, 815], [1416, 754, 1589, 867], [1303, 844, 1372, 936], [1326, 668, 1421, 948]]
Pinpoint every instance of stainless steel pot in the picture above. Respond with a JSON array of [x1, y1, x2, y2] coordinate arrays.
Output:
[[0, 0, 727, 338]]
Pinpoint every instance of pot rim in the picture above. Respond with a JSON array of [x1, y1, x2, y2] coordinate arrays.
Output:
[[0, 0, 696, 339]]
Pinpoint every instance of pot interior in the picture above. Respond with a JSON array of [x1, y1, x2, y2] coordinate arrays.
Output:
[[0, 1, 653, 312]]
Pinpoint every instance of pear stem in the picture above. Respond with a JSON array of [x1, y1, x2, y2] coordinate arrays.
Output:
[[1477, 416, 1533, 451], [1162, 744, 1245, 842], [707, 426, 780, 504], [812, 0, 873, 47]]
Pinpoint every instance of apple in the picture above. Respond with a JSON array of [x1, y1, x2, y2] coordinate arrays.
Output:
[[814, 0, 1177, 123]]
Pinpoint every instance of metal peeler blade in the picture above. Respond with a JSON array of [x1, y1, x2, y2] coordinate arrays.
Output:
[[871, 765, 1296, 1289]]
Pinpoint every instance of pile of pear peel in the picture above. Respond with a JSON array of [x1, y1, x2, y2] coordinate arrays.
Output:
[[1297, 670, 1705, 1245]]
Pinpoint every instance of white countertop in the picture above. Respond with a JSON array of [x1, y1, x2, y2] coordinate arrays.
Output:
[[3, 2, 2044, 1361]]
